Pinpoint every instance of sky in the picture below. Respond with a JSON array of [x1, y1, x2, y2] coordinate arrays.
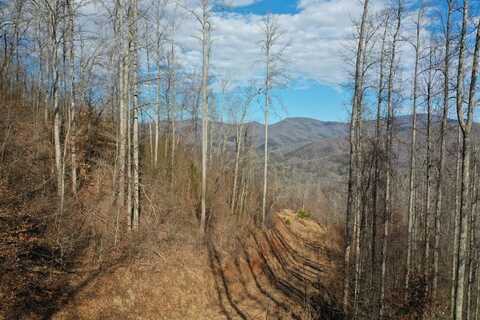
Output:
[[220, 0, 352, 122], [175, 0, 373, 123], [209, 0, 455, 124], [79, 0, 423, 123]]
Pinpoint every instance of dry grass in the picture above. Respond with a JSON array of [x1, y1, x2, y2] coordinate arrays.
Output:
[[53, 243, 226, 320], [0, 85, 345, 320], [50, 210, 344, 320]]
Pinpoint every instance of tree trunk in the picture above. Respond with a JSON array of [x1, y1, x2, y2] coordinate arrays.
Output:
[[406, 6, 421, 294], [231, 123, 243, 214], [131, 0, 139, 230], [170, 31, 177, 188], [380, 3, 401, 318], [423, 42, 434, 297], [466, 160, 477, 320], [344, 0, 369, 313], [433, 0, 452, 298], [453, 125, 463, 311], [49, 1, 64, 216], [67, 0, 77, 195], [455, 5, 479, 319], [115, 0, 128, 244], [154, 0, 162, 169], [200, 0, 210, 234], [262, 71, 269, 227], [371, 13, 389, 296]]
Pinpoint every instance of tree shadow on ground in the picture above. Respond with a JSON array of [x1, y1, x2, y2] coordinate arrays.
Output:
[[206, 219, 345, 320], [1, 210, 129, 320]]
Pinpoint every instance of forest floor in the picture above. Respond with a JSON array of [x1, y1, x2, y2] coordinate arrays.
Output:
[[52, 210, 344, 320]]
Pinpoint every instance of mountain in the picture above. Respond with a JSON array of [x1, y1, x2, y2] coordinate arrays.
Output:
[[176, 114, 476, 188], [262, 117, 348, 152]]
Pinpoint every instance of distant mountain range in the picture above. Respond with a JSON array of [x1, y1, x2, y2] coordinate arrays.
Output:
[[176, 114, 473, 188], [170, 114, 477, 214]]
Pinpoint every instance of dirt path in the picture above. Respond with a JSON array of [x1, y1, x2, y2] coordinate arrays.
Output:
[[53, 211, 344, 320], [207, 210, 345, 320]]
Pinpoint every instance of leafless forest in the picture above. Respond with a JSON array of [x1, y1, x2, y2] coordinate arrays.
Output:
[[1, 0, 480, 319]]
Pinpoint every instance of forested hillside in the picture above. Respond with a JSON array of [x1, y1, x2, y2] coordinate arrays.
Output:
[[2, 0, 480, 319]]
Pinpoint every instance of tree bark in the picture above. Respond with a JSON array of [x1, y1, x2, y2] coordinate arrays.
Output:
[[344, 0, 369, 313], [48, 0, 64, 216], [169, 28, 177, 188], [423, 42, 434, 297], [67, 0, 77, 195], [200, 0, 210, 234], [466, 160, 477, 320], [453, 125, 463, 311], [406, 6, 422, 295], [262, 58, 269, 227], [371, 12, 389, 295], [131, 0, 139, 230], [454, 5, 479, 319], [115, 0, 128, 244], [380, 3, 401, 318], [433, 0, 452, 298]]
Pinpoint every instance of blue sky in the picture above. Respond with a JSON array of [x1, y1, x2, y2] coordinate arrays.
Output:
[[211, 0, 455, 123], [220, 1, 350, 122], [223, 0, 301, 15], [246, 82, 350, 123], [206, 0, 359, 123]]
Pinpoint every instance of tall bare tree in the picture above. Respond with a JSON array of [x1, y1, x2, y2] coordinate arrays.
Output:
[[258, 14, 286, 227], [454, 3, 480, 317], [453, 0, 469, 315], [380, 2, 401, 318], [371, 11, 389, 295], [131, 0, 139, 230], [433, 0, 452, 298], [344, 0, 369, 313], [231, 87, 256, 214], [37, 0, 65, 216], [66, 0, 77, 195], [405, 4, 422, 294], [114, 0, 128, 244], [423, 40, 436, 298], [199, 0, 211, 234]]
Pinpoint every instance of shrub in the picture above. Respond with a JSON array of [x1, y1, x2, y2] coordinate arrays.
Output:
[[297, 208, 311, 219]]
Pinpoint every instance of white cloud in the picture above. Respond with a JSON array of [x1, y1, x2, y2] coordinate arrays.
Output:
[[171, 0, 387, 88], [76, 0, 426, 95], [223, 0, 260, 7]]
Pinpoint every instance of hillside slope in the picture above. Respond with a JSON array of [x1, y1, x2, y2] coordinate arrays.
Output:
[[52, 211, 344, 320]]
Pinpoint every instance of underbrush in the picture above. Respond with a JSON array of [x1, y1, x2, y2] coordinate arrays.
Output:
[[0, 85, 340, 319], [0, 90, 94, 319]]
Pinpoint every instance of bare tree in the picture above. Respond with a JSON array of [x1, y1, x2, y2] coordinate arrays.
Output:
[[199, 0, 211, 234], [433, 0, 452, 298], [405, 4, 422, 294], [35, 0, 65, 216], [66, 0, 77, 195], [454, 2, 480, 316], [231, 86, 256, 214], [115, 0, 128, 243], [259, 14, 286, 227], [423, 40, 437, 299], [131, 0, 139, 230], [380, 2, 401, 318], [344, 0, 369, 313], [370, 10, 389, 296], [453, 125, 463, 312], [466, 155, 478, 320]]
